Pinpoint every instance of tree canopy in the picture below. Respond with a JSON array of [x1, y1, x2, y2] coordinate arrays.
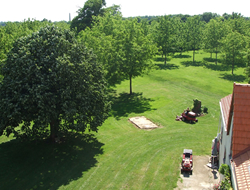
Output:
[[186, 16, 204, 62], [0, 19, 69, 65], [153, 16, 179, 64], [220, 31, 246, 75], [0, 25, 110, 141], [203, 18, 225, 64], [78, 12, 157, 94], [70, 0, 107, 33]]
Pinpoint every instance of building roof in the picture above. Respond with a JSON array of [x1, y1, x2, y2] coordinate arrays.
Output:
[[231, 83, 250, 157], [220, 83, 250, 157], [232, 146, 250, 189], [220, 83, 250, 190], [220, 93, 232, 129]]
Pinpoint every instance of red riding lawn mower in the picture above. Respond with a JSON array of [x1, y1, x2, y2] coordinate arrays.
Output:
[[181, 149, 193, 174], [181, 111, 198, 123]]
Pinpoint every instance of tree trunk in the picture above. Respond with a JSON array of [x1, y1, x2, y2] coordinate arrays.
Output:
[[210, 52, 212, 58], [50, 119, 59, 142], [193, 49, 195, 63], [232, 48, 235, 75], [215, 47, 218, 65], [164, 54, 167, 65], [129, 75, 132, 95], [232, 55, 234, 75]]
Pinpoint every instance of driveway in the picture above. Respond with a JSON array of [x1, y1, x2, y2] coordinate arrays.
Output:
[[174, 156, 220, 190]]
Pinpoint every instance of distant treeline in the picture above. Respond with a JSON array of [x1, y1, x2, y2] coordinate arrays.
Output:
[[0, 21, 6, 26], [2, 12, 249, 27], [0, 20, 70, 27], [2, 9, 250, 80], [128, 12, 250, 23]]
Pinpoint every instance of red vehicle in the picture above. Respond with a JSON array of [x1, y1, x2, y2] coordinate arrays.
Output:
[[181, 111, 198, 123], [181, 149, 193, 174]]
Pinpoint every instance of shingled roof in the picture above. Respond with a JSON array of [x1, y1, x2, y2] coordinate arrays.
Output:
[[220, 83, 250, 157], [220, 94, 232, 129], [231, 83, 250, 157], [232, 146, 250, 189], [220, 83, 250, 190]]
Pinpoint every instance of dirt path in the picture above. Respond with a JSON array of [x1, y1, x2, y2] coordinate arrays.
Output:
[[174, 156, 220, 190]]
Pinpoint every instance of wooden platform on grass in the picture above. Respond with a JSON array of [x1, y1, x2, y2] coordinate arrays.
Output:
[[129, 116, 159, 129]]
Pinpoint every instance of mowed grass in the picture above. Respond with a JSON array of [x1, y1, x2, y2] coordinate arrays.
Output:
[[0, 51, 247, 190]]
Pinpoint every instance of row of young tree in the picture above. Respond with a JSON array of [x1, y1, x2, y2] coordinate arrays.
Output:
[[152, 13, 250, 76], [74, 10, 250, 82], [2, 7, 250, 80], [68, 0, 250, 80]]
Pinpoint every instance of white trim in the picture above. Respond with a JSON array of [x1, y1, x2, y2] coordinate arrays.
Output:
[[231, 160, 238, 190], [219, 101, 227, 131]]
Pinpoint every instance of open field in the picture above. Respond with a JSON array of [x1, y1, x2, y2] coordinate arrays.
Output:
[[0, 51, 247, 190]]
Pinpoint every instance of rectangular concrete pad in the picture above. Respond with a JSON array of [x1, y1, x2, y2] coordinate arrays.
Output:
[[129, 116, 158, 129]]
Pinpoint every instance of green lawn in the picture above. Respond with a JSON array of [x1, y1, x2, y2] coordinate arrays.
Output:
[[0, 51, 247, 190]]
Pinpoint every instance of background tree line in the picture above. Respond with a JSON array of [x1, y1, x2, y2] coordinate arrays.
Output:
[[0, 19, 70, 64], [2, 1, 250, 83]]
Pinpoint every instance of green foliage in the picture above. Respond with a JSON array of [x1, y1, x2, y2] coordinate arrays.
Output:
[[216, 164, 232, 190], [243, 34, 250, 83], [203, 106, 208, 113], [153, 16, 180, 64], [186, 16, 204, 62], [70, 0, 107, 33], [200, 12, 219, 23], [245, 64, 250, 84], [120, 18, 158, 94], [0, 19, 69, 65], [219, 164, 230, 176], [0, 25, 110, 141], [0, 22, 6, 26], [220, 31, 246, 74], [78, 11, 124, 86], [203, 18, 226, 64], [79, 12, 157, 94], [227, 16, 248, 35]]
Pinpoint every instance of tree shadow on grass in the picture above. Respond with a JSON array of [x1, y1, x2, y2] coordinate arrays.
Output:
[[0, 133, 104, 190], [219, 73, 246, 82], [203, 57, 222, 63], [173, 54, 191, 58], [155, 63, 179, 70], [204, 63, 230, 71], [181, 61, 204, 67], [154, 57, 171, 62], [111, 92, 155, 120]]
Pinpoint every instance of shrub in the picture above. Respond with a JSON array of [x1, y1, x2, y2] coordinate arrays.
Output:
[[203, 106, 208, 113], [219, 164, 230, 176], [217, 164, 232, 190]]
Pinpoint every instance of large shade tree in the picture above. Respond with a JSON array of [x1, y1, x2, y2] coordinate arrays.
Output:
[[0, 25, 110, 141]]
